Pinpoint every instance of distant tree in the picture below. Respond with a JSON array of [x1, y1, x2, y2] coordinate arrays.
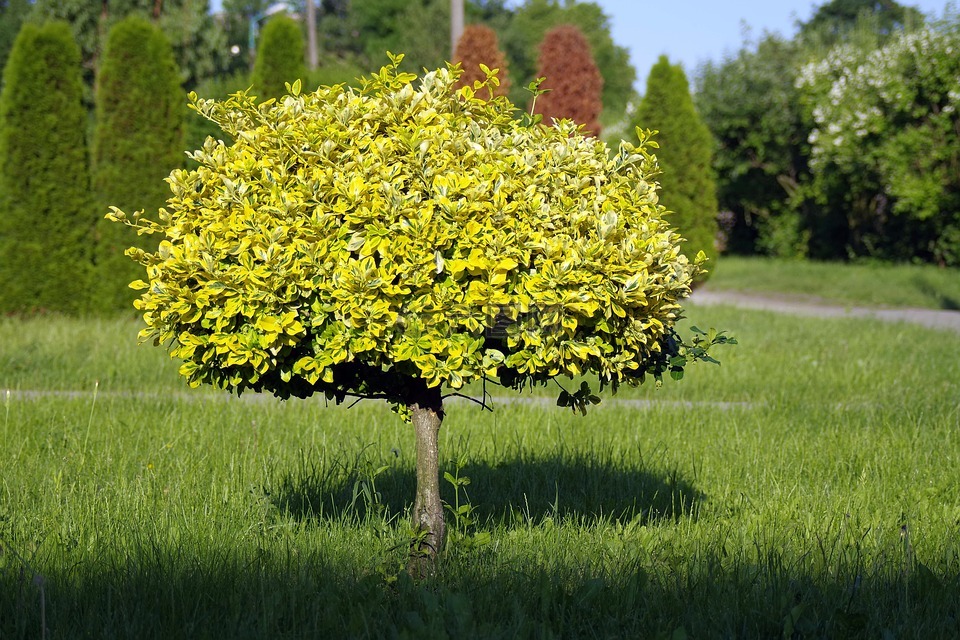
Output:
[[93, 16, 184, 312], [453, 24, 511, 97], [0, 22, 92, 314], [251, 15, 306, 101], [501, 0, 634, 124], [533, 24, 602, 137], [799, 0, 924, 47], [634, 56, 718, 275]]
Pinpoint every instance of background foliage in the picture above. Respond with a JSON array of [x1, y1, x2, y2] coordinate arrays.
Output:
[[453, 24, 512, 98], [28, 0, 227, 92], [695, 0, 960, 266]]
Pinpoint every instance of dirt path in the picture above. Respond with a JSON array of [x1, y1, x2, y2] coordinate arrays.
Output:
[[690, 289, 960, 333]]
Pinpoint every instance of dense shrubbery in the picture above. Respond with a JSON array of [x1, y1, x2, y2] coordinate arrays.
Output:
[[0, 21, 92, 314], [634, 56, 718, 278], [109, 58, 705, 400], [695, 1, 960, 265], [93, 16, 185, 312], [797, 21, 960, 265]]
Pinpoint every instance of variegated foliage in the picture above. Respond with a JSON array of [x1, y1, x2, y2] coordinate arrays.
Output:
[[108, 55, 708, 406]]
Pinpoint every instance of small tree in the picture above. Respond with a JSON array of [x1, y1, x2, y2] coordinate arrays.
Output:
[[635, 56, 719, 276], [453, 24, 511, 98], [0, 21, 92, 314], [108, 57, 732, 572], [93, 15, 185, 312], [532, 24, 603, 137], [251, 15, 306, 102]]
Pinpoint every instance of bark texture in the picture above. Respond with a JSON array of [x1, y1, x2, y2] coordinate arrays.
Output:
[[408, 383, 445, 576]]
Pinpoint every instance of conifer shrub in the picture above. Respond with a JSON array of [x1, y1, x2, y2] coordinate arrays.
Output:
[[0, 21, 92, 314], [634, 56, 719, 278], [250, 15, 306, 102], [93, 15, 185, 312], [108, 57, 731, 566], [532, 24, 603, 137], [453, 24, 511, 98]]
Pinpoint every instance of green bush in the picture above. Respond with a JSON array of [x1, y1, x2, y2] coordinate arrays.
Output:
[[250, 15, 306, 102], [108, 57, 730, 562], [0, 21, 92, 314], [93, 15, 185, 312], [634, 56, 719, 279]]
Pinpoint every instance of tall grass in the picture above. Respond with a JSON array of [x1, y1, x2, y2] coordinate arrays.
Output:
[[1, 306, 959, 638]]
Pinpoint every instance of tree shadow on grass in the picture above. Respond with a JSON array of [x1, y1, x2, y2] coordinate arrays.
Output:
[[4, 536, 957, 640], [268, 451, 704, 527]]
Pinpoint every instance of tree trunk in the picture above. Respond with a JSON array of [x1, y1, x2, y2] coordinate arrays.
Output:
[[408, 382, 445, 577]]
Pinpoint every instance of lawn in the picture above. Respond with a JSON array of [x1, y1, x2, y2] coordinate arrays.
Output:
[[705, 256, 960, 310], [2, 299, 959, 638]]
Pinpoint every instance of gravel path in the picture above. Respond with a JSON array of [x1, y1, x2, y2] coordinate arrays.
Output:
[[691, 289, 960, 333]]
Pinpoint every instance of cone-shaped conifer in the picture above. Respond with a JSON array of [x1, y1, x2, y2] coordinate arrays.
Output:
[[251, 15, 306, 101], [634, 56, 718, 279], [94, 16, 185, 312], [532, 24, 603, 137], [0, 21, 92, 314], [453, 24, 511, 98]]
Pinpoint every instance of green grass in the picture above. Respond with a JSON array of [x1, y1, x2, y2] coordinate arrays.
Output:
[[2, 307, 960, 638], [707, 256, 960, 310]]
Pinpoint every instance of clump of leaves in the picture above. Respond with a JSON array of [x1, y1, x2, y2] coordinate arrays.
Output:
[[107, 53, 724, 408]]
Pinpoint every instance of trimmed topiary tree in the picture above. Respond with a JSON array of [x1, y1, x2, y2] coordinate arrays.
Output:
[[108, 56, 732, 572], [93, 15, 185, 312], [0, 21, 92, 314], [251, 15, 306, 102], [453, 24, 511, 98], [634, 56, 719, 277], [532, 24, 603, 137]]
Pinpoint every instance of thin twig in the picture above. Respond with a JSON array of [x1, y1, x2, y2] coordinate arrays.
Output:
[[441, 392, 494, 411]]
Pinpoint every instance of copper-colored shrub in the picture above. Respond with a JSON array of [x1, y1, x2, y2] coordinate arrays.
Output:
[[453, 24, 511, 98], [532, 24, 603, 137]]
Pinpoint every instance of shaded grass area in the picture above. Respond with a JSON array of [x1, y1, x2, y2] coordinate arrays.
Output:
[[706, 256, 960, 310], [2, 307, 960, 638]]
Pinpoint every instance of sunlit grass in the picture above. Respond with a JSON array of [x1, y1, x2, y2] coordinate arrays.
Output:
[[2, 304, 959, 638], [707, 255, 960, 310]]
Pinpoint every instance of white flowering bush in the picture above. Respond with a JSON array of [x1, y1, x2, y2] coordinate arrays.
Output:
[[797, 17, 960, 263]]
